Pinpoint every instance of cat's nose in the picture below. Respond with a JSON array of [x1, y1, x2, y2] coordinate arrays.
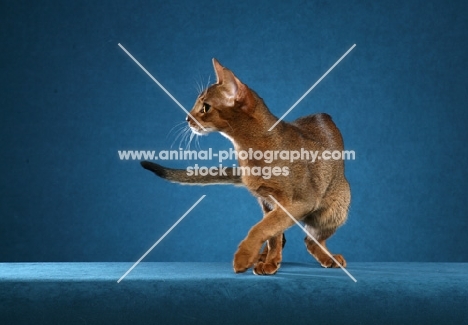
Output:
[[185, 115, 190, 122]]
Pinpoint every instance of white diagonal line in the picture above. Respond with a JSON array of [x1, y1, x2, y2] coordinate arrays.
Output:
[[118, 43, 206, 131], [268, 195, 357, 282], [268, 44, 356, 131], [117, 195, 206, 283]]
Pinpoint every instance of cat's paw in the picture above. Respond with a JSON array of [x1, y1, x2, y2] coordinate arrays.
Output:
[[233, 248, 255, 273], [253, 262, 280, 275], [321, 254, 347, 268]]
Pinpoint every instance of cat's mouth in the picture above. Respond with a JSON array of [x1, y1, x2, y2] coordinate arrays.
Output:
[[190, 126, 212, 136]]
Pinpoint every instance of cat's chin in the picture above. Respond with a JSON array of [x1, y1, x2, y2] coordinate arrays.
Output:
[[191, 130, 206, 136], [190, 127, 212, 136]]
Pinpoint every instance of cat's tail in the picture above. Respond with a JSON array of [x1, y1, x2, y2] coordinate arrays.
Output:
[[141, 161, 243, 185]]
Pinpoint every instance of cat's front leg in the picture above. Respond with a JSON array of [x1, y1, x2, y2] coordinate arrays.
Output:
[[233, 234, 284, 274], [233, 241, 259, 273], [233, 206, 299, 274], [253, 233, 285, 275]]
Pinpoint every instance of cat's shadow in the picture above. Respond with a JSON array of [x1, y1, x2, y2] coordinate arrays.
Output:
[[277, 262, 344, 279]]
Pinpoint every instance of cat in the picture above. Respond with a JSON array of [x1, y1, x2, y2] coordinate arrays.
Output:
[[141, 59, 351, 275]]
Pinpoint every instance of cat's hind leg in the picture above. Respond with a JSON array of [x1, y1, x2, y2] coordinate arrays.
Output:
[[303, 203, 348, 268], [304, 227, 346, 268]]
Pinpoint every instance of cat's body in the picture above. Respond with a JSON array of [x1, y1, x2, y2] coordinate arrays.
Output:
[[142, 59, 350, 275]]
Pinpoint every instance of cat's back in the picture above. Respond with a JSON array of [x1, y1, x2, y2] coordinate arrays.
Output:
[[292, 113, 344, 150]]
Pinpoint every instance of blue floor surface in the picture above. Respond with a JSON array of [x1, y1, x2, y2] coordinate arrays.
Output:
[[1, 262, 467, 324]]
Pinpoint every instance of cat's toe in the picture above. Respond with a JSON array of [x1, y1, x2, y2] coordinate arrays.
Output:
[[253, 262, 280, 275], [321, 254, 346, 268], [331, 254, 346, 268], [233, 248, 255, 273], [233, 259, 249, 273]]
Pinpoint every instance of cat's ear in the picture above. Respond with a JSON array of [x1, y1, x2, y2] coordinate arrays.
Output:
[[213, 59, 252, 113], [213, 58, 225, 84], [212, 59, 237, 100], [213, 58, 239, 90], [212, 58, 248, 104]]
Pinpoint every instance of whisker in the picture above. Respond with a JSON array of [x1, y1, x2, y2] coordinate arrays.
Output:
[[205, 74, 212, 92], [193, 74, 202, 96], [181, 129, 188, 151], [195, 134, 201, 151], [195, 72, 205, 96], [193, 72, 213, 97], [169, 123, 188, 149], [170, 129, 183, 149], [177, 127, 187, 149], [187, 131, 198, 151], [180, 126, 192, 150], [196, 80, 202, 96], [167, 121, 186, 139]]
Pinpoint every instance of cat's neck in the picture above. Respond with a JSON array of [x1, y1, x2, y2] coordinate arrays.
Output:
[[220, 93, 283, 150]]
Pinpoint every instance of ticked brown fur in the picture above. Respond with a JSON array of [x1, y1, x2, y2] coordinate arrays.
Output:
[[142, 59, 350, 275]]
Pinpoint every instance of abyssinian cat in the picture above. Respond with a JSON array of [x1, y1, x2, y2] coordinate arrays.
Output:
[[141, 59, 350, 275]]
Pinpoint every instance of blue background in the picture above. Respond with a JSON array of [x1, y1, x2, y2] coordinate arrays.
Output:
[[1, 0, 467, 263]]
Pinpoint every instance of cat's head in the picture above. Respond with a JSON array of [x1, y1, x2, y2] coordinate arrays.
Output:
[[186, 59, 256, 136]]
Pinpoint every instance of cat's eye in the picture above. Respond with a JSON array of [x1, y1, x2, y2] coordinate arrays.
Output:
[[201, 103, 211, 113]]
